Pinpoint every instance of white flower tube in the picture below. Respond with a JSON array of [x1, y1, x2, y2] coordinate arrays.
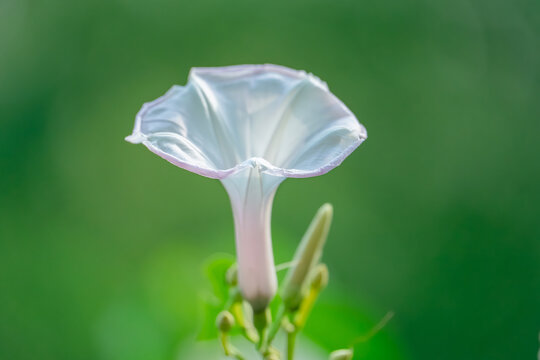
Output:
[[126, 64, 367, 311], [221, 165, 283, 311]]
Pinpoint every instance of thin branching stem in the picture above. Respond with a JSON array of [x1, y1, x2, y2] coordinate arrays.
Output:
[[287, 331, 297, 360], [262, 305, 286, 351], [219, 332, 246, 360]]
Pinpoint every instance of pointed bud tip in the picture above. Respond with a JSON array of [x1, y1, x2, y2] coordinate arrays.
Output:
[[314, 203, 333, 232], [216, 311, 235, 333], [319, 203, 333, 219], [313, 203, 333, 239], [329, 349, 354, 360]]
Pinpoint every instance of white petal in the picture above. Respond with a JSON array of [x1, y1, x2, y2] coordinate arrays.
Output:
[[127, 64, 366, 179]]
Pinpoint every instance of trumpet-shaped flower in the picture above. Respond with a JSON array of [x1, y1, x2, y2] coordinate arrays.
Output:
[[126, 64, 367, 311]]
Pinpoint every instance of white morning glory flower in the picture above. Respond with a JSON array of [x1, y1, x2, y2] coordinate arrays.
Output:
[[126, 64, 367, 311]]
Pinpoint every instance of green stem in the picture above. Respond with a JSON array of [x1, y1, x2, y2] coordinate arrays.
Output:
[[253, 309, 271, 350], [219, 332, 246, 360], [257, 328, 267, 350], [287, 331, 297, 360], [293, 286, 319, 330], [264, 305, 286, 349]]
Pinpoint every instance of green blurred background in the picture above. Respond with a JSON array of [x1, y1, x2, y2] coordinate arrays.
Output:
[[1, 0, 539, 359]]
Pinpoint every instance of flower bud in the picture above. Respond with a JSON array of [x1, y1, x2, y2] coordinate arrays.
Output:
[[329, 349, 354, 360], [281, 203, 333, 308], [310, 263, 329, 290], [264, 346, 281, 360], [216, 310, 235, 333], [226, 263, 238, 287]]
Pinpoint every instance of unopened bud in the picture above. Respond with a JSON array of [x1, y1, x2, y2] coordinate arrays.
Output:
[[226, 264, 238, 287], [282, 203, 333, 308], [281, 317, 296, 334], [311, 263, 329, 290], [216, 311, 235, 333], [264, 346, 281, 360], [329, 349, 353, 360]]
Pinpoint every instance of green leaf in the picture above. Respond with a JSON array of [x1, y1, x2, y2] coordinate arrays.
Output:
[[197, 294, 223, 340], [203, 253, 235, 302], [197, 253, 236, 340]]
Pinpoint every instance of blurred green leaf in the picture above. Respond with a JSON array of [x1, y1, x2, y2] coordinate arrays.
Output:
[[197, 295, 223, 341], [203, 253, 236, 303], [304, 294, 405, 360], [198, 253, 235, 340]]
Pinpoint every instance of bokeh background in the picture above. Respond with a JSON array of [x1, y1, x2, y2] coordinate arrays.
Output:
[[1, 0, 539, 359]]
